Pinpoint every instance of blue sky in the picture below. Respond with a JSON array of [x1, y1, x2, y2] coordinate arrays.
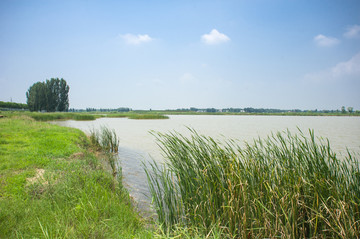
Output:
[[1, 0, 359, 110]]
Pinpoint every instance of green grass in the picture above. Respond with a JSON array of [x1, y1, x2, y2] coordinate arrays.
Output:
[[27, 112, 97, 121], [127, 113, 169, 120], [0, 116, 151, 238], [0, 111, 98, 121], [0, 111, 169, 121], [145, 129, 360, 238]]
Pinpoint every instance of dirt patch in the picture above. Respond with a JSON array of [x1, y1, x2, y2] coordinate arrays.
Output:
[[27, 169, 47, 185], [70, 152, 85, 159]]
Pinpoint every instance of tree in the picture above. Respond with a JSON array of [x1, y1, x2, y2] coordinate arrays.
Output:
[[347, 107, 354, 113], [46, 78, 60, 111], [26, 82, 46, 111], [341, 106, 346, 114], [58, 79, 69, 112], [26, 78, 70, 112]]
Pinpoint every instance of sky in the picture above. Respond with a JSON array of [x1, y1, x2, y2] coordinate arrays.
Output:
[[1, 0, 360, 110]]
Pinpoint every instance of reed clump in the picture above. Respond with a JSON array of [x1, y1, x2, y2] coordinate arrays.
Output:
[[90, 126, 119, 154], [106, 112, 169, 120], [145, 129, 360, 238], [127, 113, 169, 120], [90, 127, 120, 181]]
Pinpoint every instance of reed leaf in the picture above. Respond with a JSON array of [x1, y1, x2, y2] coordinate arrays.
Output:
[[145, 129, 360, 238]]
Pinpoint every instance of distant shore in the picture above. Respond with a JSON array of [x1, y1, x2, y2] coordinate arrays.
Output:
[[1, 110, 359, 124]]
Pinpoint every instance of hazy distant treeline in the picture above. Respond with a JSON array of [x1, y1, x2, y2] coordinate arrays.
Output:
[[68, 107, 132, 112], [168, 107, 356, 114]]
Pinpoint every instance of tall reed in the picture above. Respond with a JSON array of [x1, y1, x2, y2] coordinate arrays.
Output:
[[144, 129, 360, 238], [90, 127, 120, 181], [90, 126, 119, 154]]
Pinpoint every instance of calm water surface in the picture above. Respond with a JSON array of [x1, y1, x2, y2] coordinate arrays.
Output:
[[53, 115, 360, 213]]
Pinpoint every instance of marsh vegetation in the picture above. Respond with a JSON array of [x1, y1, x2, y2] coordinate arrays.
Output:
[[145, 129, 360, 238]]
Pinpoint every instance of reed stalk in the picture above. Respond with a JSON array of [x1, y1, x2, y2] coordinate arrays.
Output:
[[145, 129, 360, 238], [90, 127, 120, 189]]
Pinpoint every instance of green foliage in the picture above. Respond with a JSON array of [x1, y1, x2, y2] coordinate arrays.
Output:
[[58, 78, 70, 111], [341, 106, 346, 113], [145, 129, 360, 238], [90, 127, 120, 179], [90, 127, 119, 154], [26, 78, 70, 112], [0, 117, 151, 238], [127, 113, 169, 120], [0, 101, 28, 110], [26, 112, 96, 121], [26, 81, 47, 112]]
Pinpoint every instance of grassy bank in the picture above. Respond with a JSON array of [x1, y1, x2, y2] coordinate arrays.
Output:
[[0, 116, 151, 238], [145, 129, 360, 238], [0, 111, 169, 121], [1, 111, 99, 121]]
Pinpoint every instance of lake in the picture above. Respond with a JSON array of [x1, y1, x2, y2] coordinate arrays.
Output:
[[53, 115, 360, 213]]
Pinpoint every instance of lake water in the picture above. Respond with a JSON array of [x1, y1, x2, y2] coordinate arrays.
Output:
[[53, 115, 360, 214]]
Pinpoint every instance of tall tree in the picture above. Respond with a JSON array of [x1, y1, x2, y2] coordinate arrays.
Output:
[[58, 79, 69, 112], [26, 82, 46, 111], [26, 78, 70, 112], [341, 106, 346, 114], [46, 78, 60, 112]]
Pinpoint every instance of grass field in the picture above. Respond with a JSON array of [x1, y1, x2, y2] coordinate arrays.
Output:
[[0, 116, 151, 238]]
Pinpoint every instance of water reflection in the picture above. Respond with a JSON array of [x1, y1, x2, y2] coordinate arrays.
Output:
[[117, 146, 153, 215]]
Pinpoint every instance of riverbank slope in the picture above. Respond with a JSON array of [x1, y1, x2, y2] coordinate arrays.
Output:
[[0, 116, 151, 238]]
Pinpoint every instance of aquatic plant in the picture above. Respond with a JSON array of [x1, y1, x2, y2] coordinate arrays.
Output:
[[26, 112, 96, 121], [127, 113, 169, 120], [145, 129, 360, 238], [106, 112, 169, 120], [90, 126, 119, 154], [90, 126, 120, 181]]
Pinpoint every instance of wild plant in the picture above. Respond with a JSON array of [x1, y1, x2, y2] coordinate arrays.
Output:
[[145, 129, 360, 238], [90, 126, 120, 183]]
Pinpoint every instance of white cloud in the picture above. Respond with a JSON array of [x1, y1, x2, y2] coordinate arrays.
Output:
[[331, 52, 360, 77], [305, 52, 360, 81], [314, 34, 340, 47], [344, 25, 360, 39], [179, 73, 197, 84], [201, 29, 230, 45], [120, 33, 153, 45]]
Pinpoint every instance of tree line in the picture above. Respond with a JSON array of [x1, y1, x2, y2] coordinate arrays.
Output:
[[26, 78, 69, 112], [168, 107, 357, 114], [0, 101, 28, 110]]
